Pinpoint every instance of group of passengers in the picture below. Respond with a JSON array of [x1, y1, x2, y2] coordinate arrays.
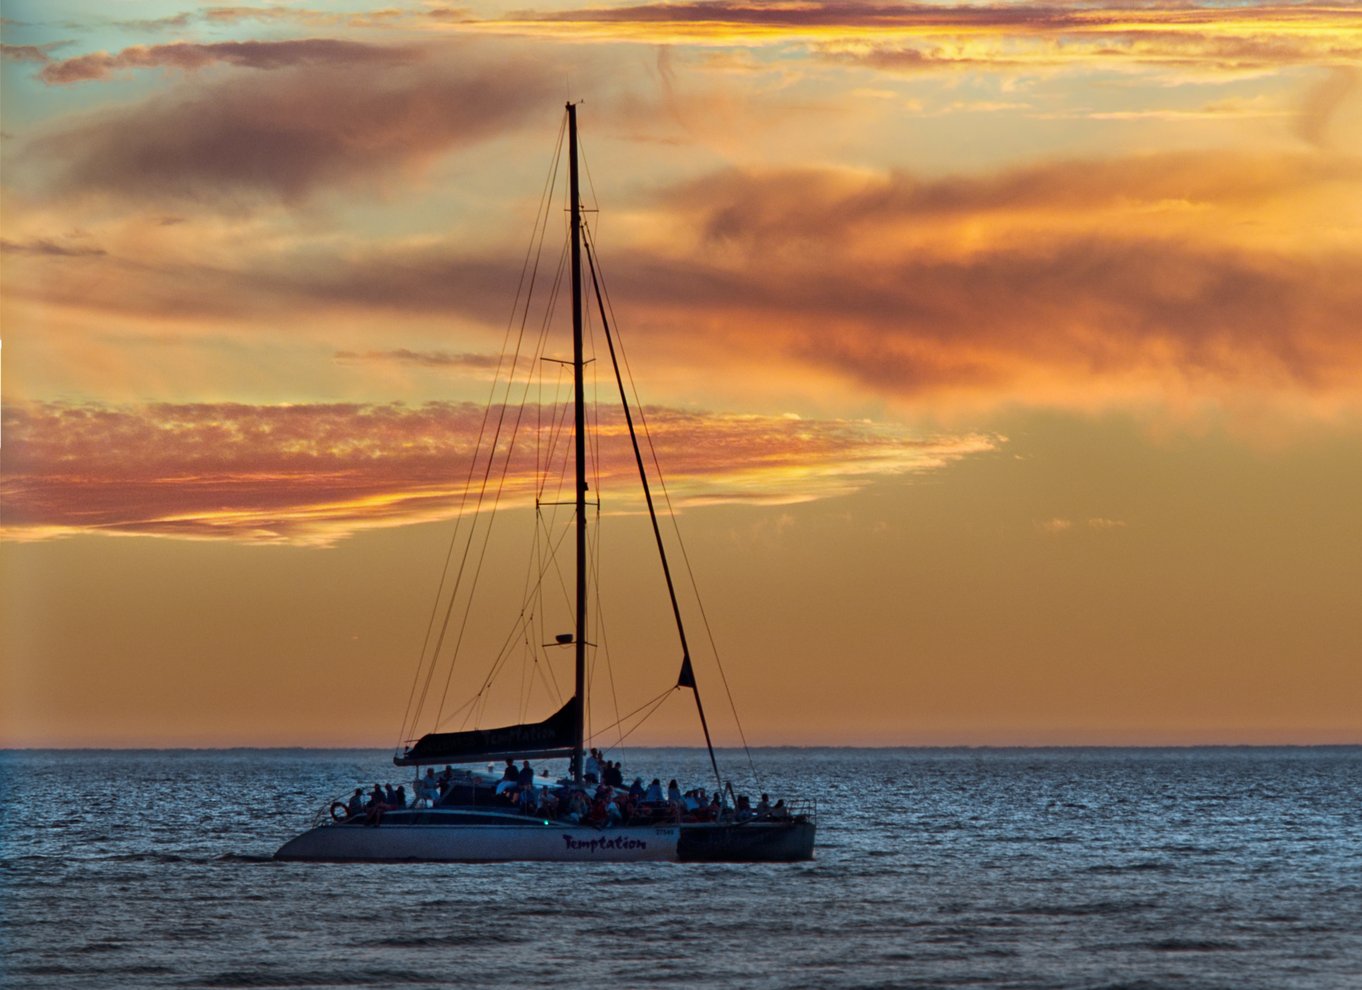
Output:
[[344, 783, 409, 821], [339, 748, 795, 827]]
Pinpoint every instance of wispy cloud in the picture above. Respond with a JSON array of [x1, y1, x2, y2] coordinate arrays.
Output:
[[333, 349, 503, 370], [0, 236, 106, 257], [1039, 517, 1128, 534], [35, 38, 416, 84], [1, 401, 998, 545], [1, 42, 64, 63]]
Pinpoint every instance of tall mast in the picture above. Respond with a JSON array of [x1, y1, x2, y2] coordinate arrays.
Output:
[[568, 102, 587, 785]]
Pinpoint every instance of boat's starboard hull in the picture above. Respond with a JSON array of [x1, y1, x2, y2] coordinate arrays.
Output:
[[678, 820, 816, 862]]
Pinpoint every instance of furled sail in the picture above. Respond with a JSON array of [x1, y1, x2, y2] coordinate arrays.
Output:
[[394, 697, 580, 767]]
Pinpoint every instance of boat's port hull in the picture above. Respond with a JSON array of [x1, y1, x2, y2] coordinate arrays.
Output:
[[274, 819, 816, 863], [275, 823, 679, 862]]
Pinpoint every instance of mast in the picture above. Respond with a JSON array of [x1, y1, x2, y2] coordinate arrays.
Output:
[[568, 102, 587, 785]]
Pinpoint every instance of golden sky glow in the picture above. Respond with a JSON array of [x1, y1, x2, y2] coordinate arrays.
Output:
[[2, 0, 1359, 747]]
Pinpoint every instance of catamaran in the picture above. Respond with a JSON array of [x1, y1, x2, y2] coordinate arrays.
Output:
[[275, 104, 815, 863]]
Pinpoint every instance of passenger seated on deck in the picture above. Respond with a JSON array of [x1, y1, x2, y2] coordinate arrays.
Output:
[[667, 780, 683, 804], [756, 794, 772, 818], [629, 777, 645, 800], [538, 790, 560, 819], [517, 760, 535, 788], [394, 785, 407, 809], [644, 778, 664, 804], [770, 799, 790, 820], [584, 748, 601, 784], [565, 789, 590, 824], [385, 784, 398, 807], [528, 788, 544, 816], [690, 795, 715, 823], [735, 795, 755, 821], [502, 758, 518, 782], [605, 761, 623, 787], [346, 788, 365, 817], [368, 784, 387, 810]]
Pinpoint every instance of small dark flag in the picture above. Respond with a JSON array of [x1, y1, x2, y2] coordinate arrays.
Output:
[[677, 655, 696, 690]]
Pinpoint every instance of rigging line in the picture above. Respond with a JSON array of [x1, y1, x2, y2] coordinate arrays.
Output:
[[532, 244, 572, 504], [529, 371, 580, 639], [535, 290, 569, 508], [399, 156, 560, 749], [588, 519, 628, 760], [408, 116, 565, 728], [582, 265, 602, 749], [408, 118, 566, 740], [584, 223, 761, 789], [430, 225, 570, 730], [451, 516, 570, 729], [584, 685, 673, 743], [445, 515, 576, 733], [537, 491, 577, 641], [516, 625, 530, 724], [514, 451, 568, 722], [516, 524, 538, 727], [512, 625, 564, 724], [536, 359, 560, 499], [578, 334, 619, 758], [598, 689, 674, 750], [542, 370, 575, 507], [583, 226, 723, 795], [439, 348, 579, 733], [526, 517, 565, 705]]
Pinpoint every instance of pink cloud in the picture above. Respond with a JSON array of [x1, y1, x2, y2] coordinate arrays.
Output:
[[37, 38, 415, 84], [1, 401, 996, 544]]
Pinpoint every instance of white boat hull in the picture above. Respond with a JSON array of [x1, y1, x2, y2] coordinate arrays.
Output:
[[275, 823, 679, 862]]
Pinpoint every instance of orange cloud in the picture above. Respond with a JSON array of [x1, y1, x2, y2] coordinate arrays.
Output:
[[612, 153, 1362, 405], [7, 147, 1357, 414], [481, 2, 1362, 70], [1, 401, 997, 544]]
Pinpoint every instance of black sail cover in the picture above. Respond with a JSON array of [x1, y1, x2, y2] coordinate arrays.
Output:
[[394, 697, 580, 767]]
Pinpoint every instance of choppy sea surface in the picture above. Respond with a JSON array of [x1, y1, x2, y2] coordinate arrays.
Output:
[[2, 747, 1359, 989]]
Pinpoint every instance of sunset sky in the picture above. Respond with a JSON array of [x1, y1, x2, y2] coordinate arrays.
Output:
[[2, 0, 1360, 748]]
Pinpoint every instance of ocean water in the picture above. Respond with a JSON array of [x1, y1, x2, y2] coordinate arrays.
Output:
[[2, 747, 1359, 989]]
